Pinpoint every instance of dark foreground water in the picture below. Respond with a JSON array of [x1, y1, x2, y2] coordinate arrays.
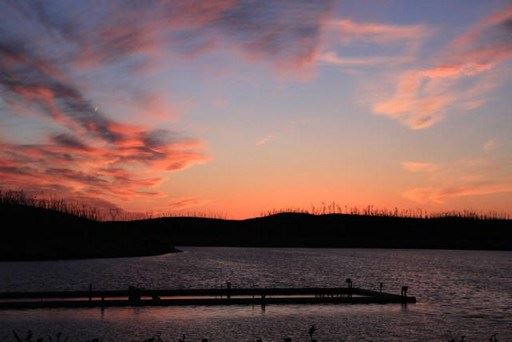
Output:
[[0, 247, 511, 341]]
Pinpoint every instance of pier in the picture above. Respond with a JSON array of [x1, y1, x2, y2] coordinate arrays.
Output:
[[0, 285, 415, 309]]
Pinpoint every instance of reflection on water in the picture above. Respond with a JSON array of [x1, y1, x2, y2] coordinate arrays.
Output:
[[1, 247, 511, 341]]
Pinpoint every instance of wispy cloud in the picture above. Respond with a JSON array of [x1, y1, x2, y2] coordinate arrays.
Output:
[[256, 135, 273, 146], [401, 155, 512, 204], [0, 1, 220, 206], [327, 19, 429, 44], [319, 19, 430, 69], [373, 70, 455, 129], [403, 182, 512, 204], [168, 197, 208, 211], [401, 161, 440, 173], [0, 0, 338, 207], [483, 139, 500, 153], [0, 130, 206, 203], [3, 1, 334, 68], [0, 38, 208, 202], [373, 4, 512, 129], [318, 52, 402, 68]]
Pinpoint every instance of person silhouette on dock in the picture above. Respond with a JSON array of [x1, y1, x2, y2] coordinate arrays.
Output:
[[128, 286, 141, 305], [226, 281, 232, 299], [401, 286, 408, 297], [308, 325, 318, 341], [379, 282, 383, 293], [346, 278, 353, 297]]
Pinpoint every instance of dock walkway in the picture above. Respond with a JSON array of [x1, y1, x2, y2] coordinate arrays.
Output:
[[0, 286, 416, 309]]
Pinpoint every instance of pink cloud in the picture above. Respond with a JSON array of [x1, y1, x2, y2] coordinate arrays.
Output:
[[56, 0, 334, 76], [318, 52, 405, 67], [453, 4, 512, 49], [373, 4, 512, 129], [256, 135, 273, 146], [328, 19, 429, 43], [373, 70, 454, 129], [420, 63, 494, 78], [320, 19, 430, 70]]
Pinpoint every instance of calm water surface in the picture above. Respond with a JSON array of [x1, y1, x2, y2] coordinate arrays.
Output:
[[0, 247, 511, 341]]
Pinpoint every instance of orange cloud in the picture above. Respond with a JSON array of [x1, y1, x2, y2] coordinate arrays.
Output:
[[483, 139, 500, 153], [167, 197, 209, 211], [0, 120, 207, 205], [401, 161, 440, 173], [403, 182, 512, 204], [0, 3, 220, 210], [402, 152, 512, 205]]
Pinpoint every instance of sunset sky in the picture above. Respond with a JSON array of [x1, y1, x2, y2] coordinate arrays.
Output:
[[0, 0, 511, 218]]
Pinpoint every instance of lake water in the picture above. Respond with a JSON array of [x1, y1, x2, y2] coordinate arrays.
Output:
[[0, 247, 511, 341]]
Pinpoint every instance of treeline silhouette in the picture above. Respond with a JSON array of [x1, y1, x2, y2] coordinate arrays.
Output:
[[0, 190, 102, 220], [2, 191, 509, 221], [1, 191, 511, 260], [261, 203, 510, 220], [0, 190, 227, 221]]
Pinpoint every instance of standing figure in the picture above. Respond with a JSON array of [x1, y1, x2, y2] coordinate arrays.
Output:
[[308, 325, 318, 342], [346, 278, 353, 298], [226, 281, 232, 299]]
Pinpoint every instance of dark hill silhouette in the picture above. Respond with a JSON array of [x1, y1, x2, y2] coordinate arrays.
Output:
[[119, 212, 512, 250], [1, 202, 511, 261], [0, 203, 177, 260]]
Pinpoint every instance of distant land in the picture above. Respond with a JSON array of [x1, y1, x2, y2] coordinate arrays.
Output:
[[0, 203, 178, 261], [1, 201, 511, 261]]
